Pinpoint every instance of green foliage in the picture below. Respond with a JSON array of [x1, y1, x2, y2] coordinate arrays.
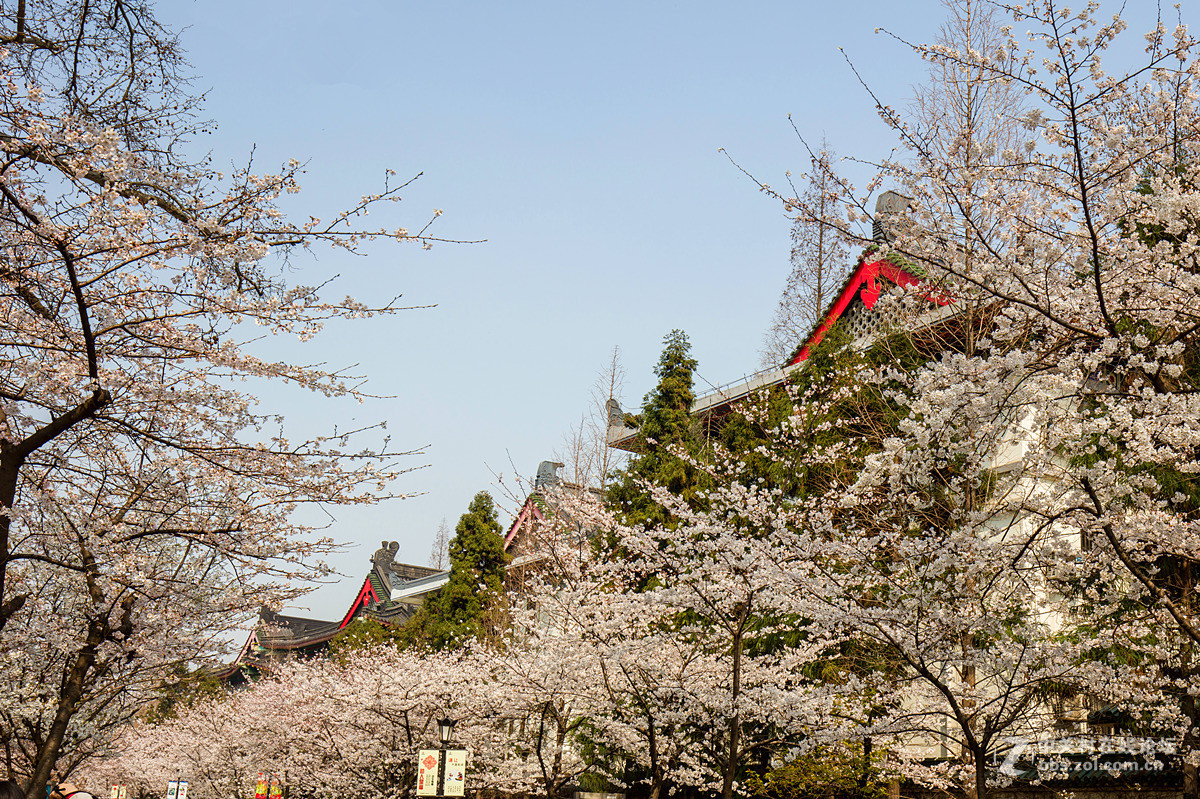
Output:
[[575, 772, 621, 793], [329, 617, 408, 660], [721, 324, 862, 500], [639, 329, 699, 449], [743, 744, 886, 799], [605, 330, 709, 530], [144, 664, 226, 723], [722, 322, 929, 518], [404, 491, 509, 650]]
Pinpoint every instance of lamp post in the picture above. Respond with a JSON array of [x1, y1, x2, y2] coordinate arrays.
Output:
[[436, 718, 456, 797], [437, 718, 457, 747]]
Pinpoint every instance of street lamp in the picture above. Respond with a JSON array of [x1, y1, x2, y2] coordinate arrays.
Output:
[[437, 717, 457, 746]]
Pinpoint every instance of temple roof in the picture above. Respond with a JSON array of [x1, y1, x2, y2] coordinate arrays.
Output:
[[606, 248, 945, 454], [389, 570, 451, 604], [786, 248, 937, 364], [215, 547, 446, 683], [258, 607, 343, 649]]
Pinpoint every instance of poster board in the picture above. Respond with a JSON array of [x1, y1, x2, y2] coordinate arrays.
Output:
[[166, 781, 178, 799], [442, 750, 468, 797], [178, 780, 189, 799], [415, 749, 440, 796]]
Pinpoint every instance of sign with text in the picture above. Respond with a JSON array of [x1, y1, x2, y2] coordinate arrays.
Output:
[[442, 750, 468, 797], [166, 781, 178, 799], [178, 781, 188, 799], [416, 750, 440, 796]]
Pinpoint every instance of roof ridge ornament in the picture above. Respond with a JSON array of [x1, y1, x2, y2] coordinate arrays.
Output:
[[535, 460, 564, 490], [873, 190, 913, 243], [371, 541, 405, 584]]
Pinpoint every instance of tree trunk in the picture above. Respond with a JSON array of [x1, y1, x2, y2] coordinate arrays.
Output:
[[859, 736, 873, 794], [973, 753, 988, 799], [721, 603, 749, 799], [646, 710, 663, 799], [0, 450, 22, 634], [1183, 686, 1199, 799], [26, 624, 104, 799]]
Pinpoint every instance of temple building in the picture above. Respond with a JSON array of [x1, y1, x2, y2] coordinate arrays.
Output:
[[217, 465, 573, 685], [215, 542, 443, 685], [607, 191, 948, 454]]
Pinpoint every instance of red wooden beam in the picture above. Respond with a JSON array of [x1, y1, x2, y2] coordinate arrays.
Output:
[[338, 576, 381, 629], [504, 496, 547, 550], [788, 254, 946, 365]]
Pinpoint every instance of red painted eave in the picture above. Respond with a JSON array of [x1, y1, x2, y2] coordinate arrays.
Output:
[[788, 254, 947, 365], [212, 630, 259, 678], [505, 496, 547, 550], [338, 576, 381, 629]]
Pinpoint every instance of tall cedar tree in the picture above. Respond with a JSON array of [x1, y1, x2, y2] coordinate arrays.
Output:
[[606, 330, 707, 531], [406, 492, 509, 650]]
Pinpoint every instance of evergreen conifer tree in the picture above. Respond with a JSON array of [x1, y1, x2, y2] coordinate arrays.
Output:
[[606, 330, 707, 530], [405, 492, 509, 649]]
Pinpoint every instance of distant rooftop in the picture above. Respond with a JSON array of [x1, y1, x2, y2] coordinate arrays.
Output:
[[607, 243, 957, 454]]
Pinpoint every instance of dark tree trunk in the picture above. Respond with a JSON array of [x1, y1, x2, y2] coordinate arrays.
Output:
[[859, 736, 873, 794], [720, 603, 749, 799], [1183, 688, 1199, 799], [26, 624, 103, 799]]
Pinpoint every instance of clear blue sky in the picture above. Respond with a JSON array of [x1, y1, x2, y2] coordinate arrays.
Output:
[[157, 0, 970, 619]]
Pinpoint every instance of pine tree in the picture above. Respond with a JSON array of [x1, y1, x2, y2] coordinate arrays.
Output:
[[406, 492, 509, 650], [605, 330, 707, 530]]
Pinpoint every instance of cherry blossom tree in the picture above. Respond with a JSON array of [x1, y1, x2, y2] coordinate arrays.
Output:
[[755, 1, 1200, 796], [92, 641, 605, 799], [90, 482, 847, 799], [753, 344, 1094, 799], [541, 576, 765, 799], [882, 3, 1200, 794], [481, 626, 599, 798], [0, 0, 458, 791], [527, 482, 844, 799]]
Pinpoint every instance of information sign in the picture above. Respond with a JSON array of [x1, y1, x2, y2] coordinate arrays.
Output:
[[166, 781, 178, 799], [443, 750, 468, 797], [118, 787, 127, 799], [415, 750, 440, 796], [178, 780, 188, 799]]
